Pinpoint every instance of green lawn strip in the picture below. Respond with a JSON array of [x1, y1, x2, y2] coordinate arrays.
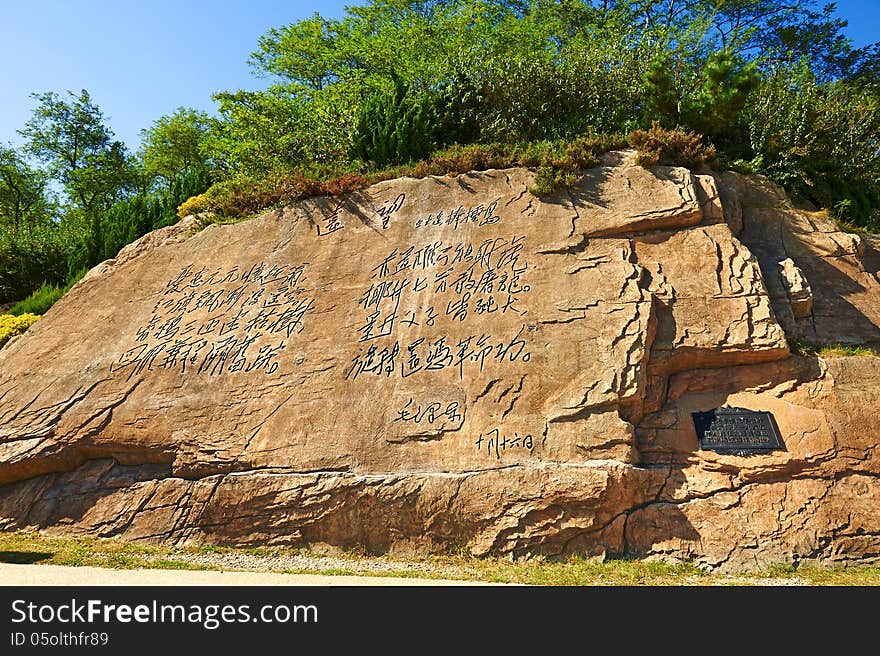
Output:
[[3, 530, 879, 585], [277, 567, 430, 580], [774, 565, 880, 586]]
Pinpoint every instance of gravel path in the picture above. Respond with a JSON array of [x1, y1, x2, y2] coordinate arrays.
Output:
[[0, 562, 491, 586], [141, 551, 808, 585], [144, 550, 470, 578]]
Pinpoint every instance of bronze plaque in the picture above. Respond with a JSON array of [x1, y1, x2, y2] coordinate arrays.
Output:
[[692, 406, 784, 454]]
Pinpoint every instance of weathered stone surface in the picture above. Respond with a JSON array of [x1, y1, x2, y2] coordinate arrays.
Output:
[[627, 474, 880, 570], [731, 172, 880, 347], [569, 165, 702, 237], [1, 157, 880, 572], [80, 215, 202, 285], [779, 257, 813, 318], [694, 174, 724, 226], [634, 353, 880, 570], [0, 459, 661, 558], [634, 223, 789, 373], [716, 172, 743, 235]]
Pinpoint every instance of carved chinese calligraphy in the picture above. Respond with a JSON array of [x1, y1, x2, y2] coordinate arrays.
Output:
[[112, 261, 314, 379], [349, 232, 533, 381]]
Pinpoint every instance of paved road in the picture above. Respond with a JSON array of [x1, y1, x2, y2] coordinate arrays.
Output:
[[0, 563, 495, 586]]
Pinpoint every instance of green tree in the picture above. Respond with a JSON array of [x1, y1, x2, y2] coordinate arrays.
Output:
[[747, 62, 880, 224], [642, 53, 685, 127], [352, 73, 438, 166], [685, 51, 759, 148], [0, 144, 53, 232], [197, 0, 880, 226], [250, 14, 347, 92], [19, 89, 136, 213], [140, 108, 212, 188]]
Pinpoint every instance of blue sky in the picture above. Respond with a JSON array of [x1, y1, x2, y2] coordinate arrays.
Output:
[[0, 1, 350, 150], [1, 1, 877, 153]]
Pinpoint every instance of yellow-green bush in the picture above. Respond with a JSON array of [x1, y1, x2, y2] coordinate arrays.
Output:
[[176, 193, 212, 219], [0, 313, 40, 348]]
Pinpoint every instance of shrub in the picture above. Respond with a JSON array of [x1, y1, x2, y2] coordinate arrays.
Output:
[[529, 166, 578, 196], [746, 65, 880, 228], [8, 266, 85, 316], [643, 51, 758, 154], [351, 74, 438, 167], [0, 224, 73, 304], [628, 122, 716, 169], [177, 193, 211, 219], [189, 177, 279, 219], [687, 52, 758, 150], [430, 143, 515, 173], [0, 313, 40, 349], [194, 135, 633, 220], [9, 282, 65, 315], [64, 167, 214, 278], [427, 138, 612, 176]]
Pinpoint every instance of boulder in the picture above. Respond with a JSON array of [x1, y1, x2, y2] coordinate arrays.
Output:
[[1, 157, 879, 571]]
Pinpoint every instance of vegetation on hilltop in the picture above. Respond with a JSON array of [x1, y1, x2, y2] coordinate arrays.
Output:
[[0, 96, 213, 307], [204, 0, 879, 225], [0, 0, 878, 316]]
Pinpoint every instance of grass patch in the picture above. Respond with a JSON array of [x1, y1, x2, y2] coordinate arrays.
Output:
[[3, 530, 880, 585], [0, 530, 186, 570], [818, 345, 878, 357], [446, 555, 707, 586], [835, 218, 874, 235], [793, 206, 879, 236], [782, 565, 880, 586], [528, 166, 578, 196], [788, 337, 878, 357], [146, 558, 212, 571], [9, 282, 66, 315]]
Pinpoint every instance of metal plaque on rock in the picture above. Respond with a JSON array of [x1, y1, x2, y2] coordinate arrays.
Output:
[[691, 406, 784, 454]]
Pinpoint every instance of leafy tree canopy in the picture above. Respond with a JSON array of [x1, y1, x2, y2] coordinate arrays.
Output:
[[19, 90, 136, 213], [140, 107, 213, 187], [0, 144, 54, 232], [202, 0, 877, 228]]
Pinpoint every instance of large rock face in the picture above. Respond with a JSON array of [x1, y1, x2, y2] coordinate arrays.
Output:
[[2, 153, 879, 571]]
